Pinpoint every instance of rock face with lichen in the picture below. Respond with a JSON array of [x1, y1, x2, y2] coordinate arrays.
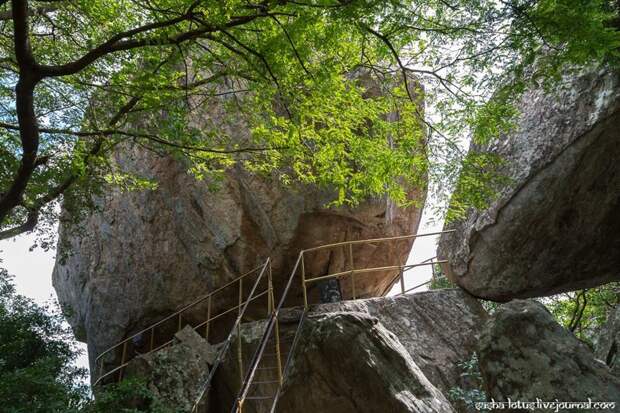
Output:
[[125, 326, 219, 412], [478, 299, 620, 401], [311, 289, 487, 396], [437, 68, 620, 301], [52, 72, 426, 376]]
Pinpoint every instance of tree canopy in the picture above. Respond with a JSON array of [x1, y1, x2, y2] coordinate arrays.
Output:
[[0, 0, 618, 242]]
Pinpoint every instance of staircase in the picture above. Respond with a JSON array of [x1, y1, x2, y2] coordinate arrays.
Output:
[[93, 258, 273, 387], [229, 230, 453, 412], [232, 311, 306, 413], [231, 252, 308, 413], [95, 230, 454, 412]]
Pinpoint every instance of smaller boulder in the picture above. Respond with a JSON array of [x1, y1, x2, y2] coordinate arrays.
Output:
[[478, 300, 620, 402], [125, 326, 219, 412]]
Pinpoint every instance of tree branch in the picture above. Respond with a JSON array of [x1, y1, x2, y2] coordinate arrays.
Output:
[[37, 10, 265, 78], [0, 5, 57, 21], [0, 209, 39, 240], [0, 121, 285, 154], [0, 0, 43, 225]]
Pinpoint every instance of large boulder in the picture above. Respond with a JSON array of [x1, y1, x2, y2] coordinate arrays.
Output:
[[52, 76, 426, 373], [277, 311, 453, 413], [314, 289, 487, 395], [438, 68, 620, 300], [53, 156, 423, 374], [596, 304, 620, 377], [478, 299, 620, 402]]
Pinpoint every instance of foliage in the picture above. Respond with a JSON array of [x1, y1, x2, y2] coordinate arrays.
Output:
[[448, 352, 488, 412], [478, 300, 499, 315], [0, 266, 87, 413], [0, 267, 173, 412], [0, 0, 617, 241], [82, 379, 175, 413], [543, 282, 620, 348], [428, 262, 457, 290]]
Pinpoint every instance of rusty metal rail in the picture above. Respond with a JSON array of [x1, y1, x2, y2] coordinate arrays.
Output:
[[189, 258, 276, 412], [232, 230, 454, 412], [93, 258, 272, 386], [94, 229, 455, 413], [233, 252, 306, 413], [300, 229, 454, 308]]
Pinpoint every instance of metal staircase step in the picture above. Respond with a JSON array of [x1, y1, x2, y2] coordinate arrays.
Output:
[[250, 380, 280, 385]]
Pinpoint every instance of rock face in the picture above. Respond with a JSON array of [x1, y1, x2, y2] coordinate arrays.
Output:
[[53, 89, 425, 373], [596, 305, 620, 377], [277, 311, 453, 413], [125, 326, 218, 412], [438, 68, 620, 300], [313, 289, 487, 396], [210, 290, 487, 412], [478, 300, 620, 401]]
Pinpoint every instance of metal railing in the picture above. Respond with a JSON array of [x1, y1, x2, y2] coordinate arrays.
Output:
[[190, 258, 276, 412], [231, 229, 455, 412], [299, 229, 454, 308], [93, 258, 273, 387], [93, 229, 455, 412], [233, 252, 307, 413]]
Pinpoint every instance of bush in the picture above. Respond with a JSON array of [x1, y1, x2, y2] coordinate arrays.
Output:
[[448, 353, 488, 412], [0, 267, 172, 412]]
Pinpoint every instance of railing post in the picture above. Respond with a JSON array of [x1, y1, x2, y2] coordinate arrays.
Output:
[[301, 253, 308, 310], [349, 243, 356, 300], [98, 359, 104, 382], [177, 313, 182, 332], [237, 277, 244, 386], [149, 328, 155, 352], [268, 263, 273, 316], [274, 314, 283, 385], [119, 341, 128, 381], [205, 295, 212, 342], [399, 266, 405, 295]]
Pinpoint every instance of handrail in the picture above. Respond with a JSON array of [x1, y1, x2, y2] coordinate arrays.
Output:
[[379, 255, 436, 296], [233, 252, 304, 413], [300, 229, 455, 254], [299, 230, 454, 308], [93, 290, 271, 387], [269, 309, 307, 413], [190, 257, 272, 412], [232, 230, 454, 412], [93, 259, 271, 386], [304, 260, 447, 285]]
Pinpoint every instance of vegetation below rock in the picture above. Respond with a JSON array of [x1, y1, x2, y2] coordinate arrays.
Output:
[[0, 270, 171, 413]]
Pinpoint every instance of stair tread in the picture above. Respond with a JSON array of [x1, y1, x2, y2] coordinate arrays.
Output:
[[251, 380, 280, 385]]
